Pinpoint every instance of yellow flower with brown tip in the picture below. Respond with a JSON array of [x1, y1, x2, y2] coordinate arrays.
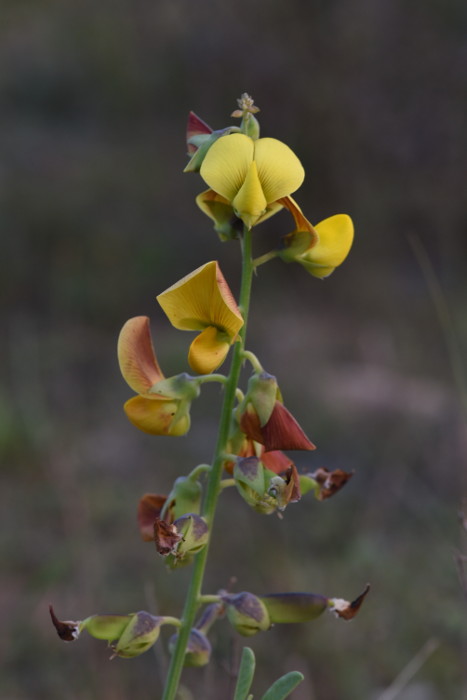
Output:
[[118, 316, 191, 436], [157, 261, 244, 375], [278, 196, 354, 278], [198, 133, 304, 229]]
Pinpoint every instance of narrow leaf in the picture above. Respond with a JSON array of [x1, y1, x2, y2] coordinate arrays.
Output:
[[234, 647, 256, 700], [261, 671, 304, 700]]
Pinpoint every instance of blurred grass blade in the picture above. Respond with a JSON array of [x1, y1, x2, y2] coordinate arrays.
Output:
[[234, 647, 256, 700], [261, 671, 304, 700]]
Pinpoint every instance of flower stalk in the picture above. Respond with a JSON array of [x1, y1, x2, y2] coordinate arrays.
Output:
[[161, 226, 254, 700]]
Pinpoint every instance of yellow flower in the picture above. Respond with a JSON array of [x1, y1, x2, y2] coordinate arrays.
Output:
[[157, 261, 243, 375], [198, 133, 304, 229], [118, 316, 190, 436], [279, 196, 354, 278]]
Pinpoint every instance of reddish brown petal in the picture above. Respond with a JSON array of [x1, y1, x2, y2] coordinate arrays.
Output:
[[261, 450, 293, 474], [186, 111, 212, 154], [310, 468, 354, 501], [239, 404, 263, 444], [283, 464, 301, 503], [49, 605, 80, 641], [138, 493, 169, 541], [154, 518, 182, 556], [261, 402, 316, 452], [331, 584, 370, 620]]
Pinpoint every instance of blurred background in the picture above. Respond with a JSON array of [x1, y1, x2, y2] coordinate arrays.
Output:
[[1, 0, 466, 698]]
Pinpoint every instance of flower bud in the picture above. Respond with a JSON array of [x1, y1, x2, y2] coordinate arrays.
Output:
[[224, 592, 270, 636], [171, 476, 202, 519], [245, 372, 278, 427], [169, 628, 212, 667], [260, 593, 328, 624]]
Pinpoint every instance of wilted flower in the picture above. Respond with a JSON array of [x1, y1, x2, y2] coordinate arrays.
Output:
[[157, 261, 244, 374]]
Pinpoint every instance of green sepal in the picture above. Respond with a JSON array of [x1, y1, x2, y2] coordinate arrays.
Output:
[[172, 476, 202, 519], [224, 592, 270, 637], [184, 127, 240, 172], [278, 230, 315, 262], [261, 671, 305, 700], [82, 614, 132, 641], [234, 457, 265, 497], [149, 373, 200, 401], [246, 372, 278, 427], [233, 646, 256, 700], [260, 593, 328, 624], [173, 513, 209, 556]]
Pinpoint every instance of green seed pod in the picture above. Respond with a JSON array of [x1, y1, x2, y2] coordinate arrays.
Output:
[[82, 614, 133, 641], [224, 592, 270, 636], [261, 593, 328, 624]]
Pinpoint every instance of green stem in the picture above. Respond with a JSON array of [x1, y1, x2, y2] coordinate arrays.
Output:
[[196, 373, 228, 386], [241, 349, 264, 372], [253, 249, 278, 268], [161, 227, 254, 700]]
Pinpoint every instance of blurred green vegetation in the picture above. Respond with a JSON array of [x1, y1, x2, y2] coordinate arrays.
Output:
[[1, 0, 466, 698]]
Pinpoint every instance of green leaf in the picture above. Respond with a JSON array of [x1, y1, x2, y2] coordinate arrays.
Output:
[[261, 671, 304, 700], [234, 647, 256, 700]]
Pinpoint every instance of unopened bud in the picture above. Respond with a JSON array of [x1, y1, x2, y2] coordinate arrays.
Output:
[[169, 628, 212, 667], [224, 592, 270, 636], [246, 372, 278, 427], [172, 476, 202, 519]]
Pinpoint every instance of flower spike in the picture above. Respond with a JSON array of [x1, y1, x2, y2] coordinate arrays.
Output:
[[157, 261, 244, 374]]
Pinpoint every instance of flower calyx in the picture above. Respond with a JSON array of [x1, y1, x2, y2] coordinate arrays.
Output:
[[222, 591, 271, 636], [233, 456, 300, 515], [154, 513, 209, 568], [184, 111, 241, 173]]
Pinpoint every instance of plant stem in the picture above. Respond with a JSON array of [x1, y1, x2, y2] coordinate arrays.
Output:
[[161, 227, 254, 700]]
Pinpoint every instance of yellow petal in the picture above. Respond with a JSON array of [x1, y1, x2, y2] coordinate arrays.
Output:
[[118, 317, 165, 395], [301, 214, 354, 277], [188, 326, 230, 374], [232, 161, 267, 229], [200, 133, 254, 201], [123, 396, 190, 436], [157, 261, 243, 338], [254, 138, 304, 203]]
